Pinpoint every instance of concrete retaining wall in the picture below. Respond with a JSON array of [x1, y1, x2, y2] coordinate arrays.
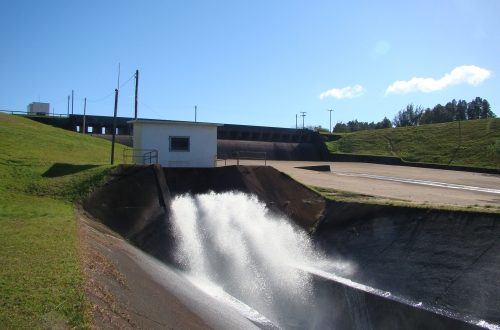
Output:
[[316, 201, 500, 325], [329, 153, 500, 174]]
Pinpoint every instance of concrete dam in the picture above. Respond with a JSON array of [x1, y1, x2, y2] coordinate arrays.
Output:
[[30, 115, 331, 161], [81, 165, 500, 329]]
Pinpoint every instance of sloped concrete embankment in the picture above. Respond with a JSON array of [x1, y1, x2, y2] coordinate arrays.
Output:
[[315, 202, 500, 328], [82, 164, 498, 329]]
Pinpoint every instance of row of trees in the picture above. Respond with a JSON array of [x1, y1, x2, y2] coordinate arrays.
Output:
[[330, 97, 495, 133], [333, 117, 392, 133], [393, 97, 495, 127]]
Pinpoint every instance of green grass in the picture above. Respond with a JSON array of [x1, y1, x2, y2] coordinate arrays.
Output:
[[0, 114, 126, 329], [326, 119, 500, 169]]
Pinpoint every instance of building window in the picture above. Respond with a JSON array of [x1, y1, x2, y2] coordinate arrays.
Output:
[[169, 136, 190, 151]]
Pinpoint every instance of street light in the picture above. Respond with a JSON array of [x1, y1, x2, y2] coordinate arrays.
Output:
[[300, 111, 306, 129], [327, 109, 334, 132]]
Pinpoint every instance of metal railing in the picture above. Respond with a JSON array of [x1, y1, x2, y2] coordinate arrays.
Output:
[[236, 151, 267, 166], [123, 148, 159, 165], [0, 109, 68, 117]]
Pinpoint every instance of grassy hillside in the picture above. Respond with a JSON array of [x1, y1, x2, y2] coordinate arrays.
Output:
[[326, 118, 500, 169], [0, 114, 126, 328]]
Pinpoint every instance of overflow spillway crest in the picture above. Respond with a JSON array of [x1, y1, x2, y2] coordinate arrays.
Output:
[[170, 191, 352, 329]]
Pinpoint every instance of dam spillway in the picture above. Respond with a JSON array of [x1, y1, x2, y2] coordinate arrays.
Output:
[[81, 164, 500, 329], [170, 191, 351, 329]]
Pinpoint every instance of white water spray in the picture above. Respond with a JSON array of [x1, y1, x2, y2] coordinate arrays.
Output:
[[170, 191, 347, 329]]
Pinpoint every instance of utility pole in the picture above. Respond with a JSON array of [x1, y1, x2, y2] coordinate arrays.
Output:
[[111, 89, 119, 165], [67, 95, 70, 116], [82, 97, 87, 134], [71, 90, 74, 115], [458, 118, 462, 147], [117, 63, 121, 89], [134, 69, 139, 119], [295, 114, 297, 129], [327, 109, 334, 132], [300, 111, 306, 129], [195, 105, 197, 122]]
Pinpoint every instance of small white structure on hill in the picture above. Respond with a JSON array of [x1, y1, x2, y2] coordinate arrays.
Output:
[[27, 102, 50, 115], [129, 119, 221, 168]]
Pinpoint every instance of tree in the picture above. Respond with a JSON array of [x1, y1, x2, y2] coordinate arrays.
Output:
[[432, 104, 448, 123], [444, 100, 457, 121], [393, 104, 423, 127], [480, 99, 495, 118], [467, 97, 482, 119], [313, 125, 330, 133], [456, 100, 467, 120], [333, 122, 349, 133], [419, 107, 433, 125], [376, 117, 392, 129]]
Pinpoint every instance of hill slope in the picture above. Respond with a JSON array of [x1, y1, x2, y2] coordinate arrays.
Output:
[[326, 118, 500, 169], [0, 114, 126, 328]]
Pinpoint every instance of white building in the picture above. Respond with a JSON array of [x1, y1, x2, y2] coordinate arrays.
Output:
[[27, 102, 50, 115], [129, 119, 221, 168]]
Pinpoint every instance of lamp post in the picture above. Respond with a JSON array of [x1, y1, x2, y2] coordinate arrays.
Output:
[[300, 111, 306, 129], [327, 109, 334, 132]]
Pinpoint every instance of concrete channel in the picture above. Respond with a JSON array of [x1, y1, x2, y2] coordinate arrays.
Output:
[[81, 164, 500, 329]]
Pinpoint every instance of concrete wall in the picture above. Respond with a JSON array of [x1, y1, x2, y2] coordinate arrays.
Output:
[[315, 201, 500, 325], [217, 140, 324, 161], [133, 121, 218, 168]]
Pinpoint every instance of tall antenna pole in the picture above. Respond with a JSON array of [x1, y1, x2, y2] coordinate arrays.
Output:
[[71, 90, 74, 115], [300, 111, 306, 129], [117, 63, 121, 90], [134, 69, 139, 119], [82, 97, 87, 134], [195, 105, 197, 122], [111, 89, 119, 165], [327, 109, 334, 132]]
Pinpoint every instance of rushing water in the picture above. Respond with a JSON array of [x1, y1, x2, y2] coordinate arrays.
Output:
[[170, 191, 349, 329]]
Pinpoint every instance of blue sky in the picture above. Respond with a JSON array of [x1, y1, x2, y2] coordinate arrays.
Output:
[[1, 0, 498, 129]]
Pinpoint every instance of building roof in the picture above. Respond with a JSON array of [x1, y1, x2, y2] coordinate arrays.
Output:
[[127, 119, 223, 127]]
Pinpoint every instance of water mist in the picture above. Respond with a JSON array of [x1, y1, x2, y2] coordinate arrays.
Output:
[[170, 191, 350, 329]]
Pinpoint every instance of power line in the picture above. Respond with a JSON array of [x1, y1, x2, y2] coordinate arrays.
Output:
[[85, 73, 135, 103], [86, 90, 116, 103], [119, 73, 135, 89]]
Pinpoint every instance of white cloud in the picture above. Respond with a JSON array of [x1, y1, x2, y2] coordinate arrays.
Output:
[[385, 65, 491, 95], [319, 85, 365, 100]]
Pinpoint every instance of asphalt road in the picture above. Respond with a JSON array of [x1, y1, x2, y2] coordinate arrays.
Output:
[[220, 160, 500, 208]]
